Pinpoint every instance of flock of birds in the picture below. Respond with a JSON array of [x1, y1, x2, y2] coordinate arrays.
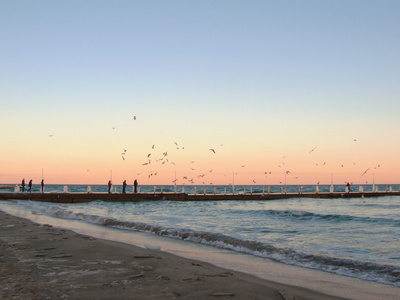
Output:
[[48, 115, 382, 185], [107, 116, 383, 185]]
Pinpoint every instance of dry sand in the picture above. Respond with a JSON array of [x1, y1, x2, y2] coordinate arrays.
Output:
[[0, 210, 349, 300]]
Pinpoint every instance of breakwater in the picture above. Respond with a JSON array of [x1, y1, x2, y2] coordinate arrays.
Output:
[[1, 190, 400, 203]]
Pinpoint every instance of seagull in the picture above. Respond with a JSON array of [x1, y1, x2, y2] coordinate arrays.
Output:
[[122, 156, 125, 160], [362, 168, 370, 176], [48, 135, 54, 137], [253, 180, 256, 183], [147, 153, 151, 157], [209, 149, 216, 153], [112, 127, 116, 130], [133, 116, 136, 120], [152, 145, 155, 149], [241, 165, 245, 168], [309, 146, 317, 154]]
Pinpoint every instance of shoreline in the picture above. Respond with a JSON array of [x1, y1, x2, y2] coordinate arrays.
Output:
[[1, 205, 400, 300], [0, 209, 347, 300]]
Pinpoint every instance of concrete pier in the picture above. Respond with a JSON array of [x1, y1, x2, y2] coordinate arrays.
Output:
[[1, 191, 399, 203]]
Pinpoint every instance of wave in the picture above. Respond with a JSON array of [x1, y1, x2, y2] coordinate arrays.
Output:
[[31, 205, 400, 287], [233, 208, 400, 226]]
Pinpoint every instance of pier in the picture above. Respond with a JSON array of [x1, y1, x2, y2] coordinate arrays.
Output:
[[1, 190, 400, 203]]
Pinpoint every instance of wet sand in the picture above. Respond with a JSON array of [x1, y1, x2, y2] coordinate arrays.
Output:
[[0, 210, 349, 300]]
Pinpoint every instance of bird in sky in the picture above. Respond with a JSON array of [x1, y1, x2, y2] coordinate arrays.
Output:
[[309, 146, 317, 153], [209, 149, 216, 153], [362, 168, 370, 176], [48, 135, 54, 137], [133, 116, 136, 120]]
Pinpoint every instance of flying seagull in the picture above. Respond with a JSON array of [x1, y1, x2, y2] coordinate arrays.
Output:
[[362, 168, 370, 176], [309, 146, 317, 154], [209, 149, 216, 153]]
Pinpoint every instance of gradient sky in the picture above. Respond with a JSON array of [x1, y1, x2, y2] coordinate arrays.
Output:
[[1, 1, 399, 186]]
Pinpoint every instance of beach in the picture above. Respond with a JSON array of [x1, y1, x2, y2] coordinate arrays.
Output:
[[0, 209, 349, 300]]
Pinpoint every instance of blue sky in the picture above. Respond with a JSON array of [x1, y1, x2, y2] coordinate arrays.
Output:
[[1, 1, 400, 184]]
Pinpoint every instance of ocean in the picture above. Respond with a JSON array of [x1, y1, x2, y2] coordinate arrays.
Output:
[[1, 184, 399, 288]]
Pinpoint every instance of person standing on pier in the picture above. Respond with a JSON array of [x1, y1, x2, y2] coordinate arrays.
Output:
[[28, 179, 32, 192], [122, 180, 127, 194], [134, 179, 138, 193], [346, 182, 351, 193], [41, 179, 44, 193], [108, 180, 112, 194], [21, 179, 25, 192]]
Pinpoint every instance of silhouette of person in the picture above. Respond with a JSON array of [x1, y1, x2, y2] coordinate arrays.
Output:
[[122, 180, 127, 194], [21, 179, 25, 192], [134, 179, 138, 193], [41, 179, 44, 193], [28, 179, 32, 192], [346, 182, 351, 193], [108, 180, 112, 194]]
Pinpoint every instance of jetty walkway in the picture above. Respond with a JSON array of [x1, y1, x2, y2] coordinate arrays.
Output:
[[1, 190, 400, 203]]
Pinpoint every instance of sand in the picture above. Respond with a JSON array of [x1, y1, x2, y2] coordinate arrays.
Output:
[[0, 210, 353, 300]]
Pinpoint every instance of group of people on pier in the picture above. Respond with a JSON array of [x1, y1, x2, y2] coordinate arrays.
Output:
[[21, 178, 45, 193], [108, 179, 138, 194]]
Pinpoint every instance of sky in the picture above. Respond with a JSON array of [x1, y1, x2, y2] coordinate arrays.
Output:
[[1, 0, 399, 186]]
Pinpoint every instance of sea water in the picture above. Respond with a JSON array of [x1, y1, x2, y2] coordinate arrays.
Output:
[[1, 184, 399, 288]]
